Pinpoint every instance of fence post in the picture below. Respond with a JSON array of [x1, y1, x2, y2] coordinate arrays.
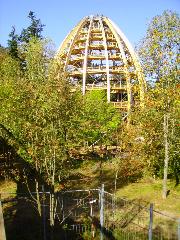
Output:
[[42, 185, 46, 240], [0, 200, 6, 240], [148, 203, 153, 240], [100, 184, 104, 240], [178, 218, 180, 240], [112, 193, 115, 222]]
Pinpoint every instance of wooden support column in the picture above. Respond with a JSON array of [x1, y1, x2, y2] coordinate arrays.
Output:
[[82, 17, 93, 95], [99, 17, 110, 102]]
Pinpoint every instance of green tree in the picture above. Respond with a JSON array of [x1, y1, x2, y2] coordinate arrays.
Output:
[[82, 90, 121, 148], [137, 10, 180, 198], [19, 11, 45, 43], [0, 38, 84, 223], [7, 11, 45, 66], [138, 10, 179, 83]]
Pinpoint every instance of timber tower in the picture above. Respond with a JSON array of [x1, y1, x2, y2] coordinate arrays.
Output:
[[56, 15, 145, 114]]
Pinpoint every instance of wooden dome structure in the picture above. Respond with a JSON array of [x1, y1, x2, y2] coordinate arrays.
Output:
[[56, 15, 145, 114]]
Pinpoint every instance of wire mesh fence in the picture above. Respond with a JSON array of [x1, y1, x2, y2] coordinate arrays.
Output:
[[55, 189, 100, 224], [110, 196, 179, 240], [1, 186, 180, 240], [152, 209, 179, 240]]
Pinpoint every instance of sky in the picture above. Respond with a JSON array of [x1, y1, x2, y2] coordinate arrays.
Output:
[[0, 0, 180, 49]]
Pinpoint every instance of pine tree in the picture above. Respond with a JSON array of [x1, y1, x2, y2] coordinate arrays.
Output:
[[19, 11, 45, 43], [8, 26, 19, 59]]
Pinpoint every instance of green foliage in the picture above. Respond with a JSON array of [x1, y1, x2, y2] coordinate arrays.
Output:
[[115, 10, 179, 187], [122, 75, 179, 180], [130, 10, 180, 181], [0, 39, 62, 185], [82, 90, 121, 146], [138, 10, 180, 83], [0, 37, 122, 188]]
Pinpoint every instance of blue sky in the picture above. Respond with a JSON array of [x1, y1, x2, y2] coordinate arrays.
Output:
[[0, 0, 179, 49]]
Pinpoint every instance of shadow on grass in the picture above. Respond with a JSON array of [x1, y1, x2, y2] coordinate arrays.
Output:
[[0, 135, 50, 240], [66, 152, 142, 193]]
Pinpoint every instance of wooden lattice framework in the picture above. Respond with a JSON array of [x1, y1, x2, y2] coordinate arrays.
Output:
[[56, 15, 146, 114]]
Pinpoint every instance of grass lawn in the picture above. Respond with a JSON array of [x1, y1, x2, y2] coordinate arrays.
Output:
[[115, 178, 180, 218], [65, 159, 180, 219]]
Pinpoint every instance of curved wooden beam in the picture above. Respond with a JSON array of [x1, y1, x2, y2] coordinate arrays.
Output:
[[99, 17, 110, 102], [82, 16, 93, 95]]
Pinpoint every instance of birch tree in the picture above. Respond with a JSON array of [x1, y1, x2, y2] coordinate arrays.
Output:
[[137, 10, 180, 198]]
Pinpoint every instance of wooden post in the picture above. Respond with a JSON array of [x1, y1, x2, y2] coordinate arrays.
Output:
[[0, 200, 6, 240], [100, 184, 104, 240], [178, 218, 180, 240], [148, 203, 153, 240]]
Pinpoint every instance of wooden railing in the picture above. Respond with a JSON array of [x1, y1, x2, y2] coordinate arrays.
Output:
[[85, 84, 127, 90], [86, 84, 107, 89], [111, 101, 128, 108]]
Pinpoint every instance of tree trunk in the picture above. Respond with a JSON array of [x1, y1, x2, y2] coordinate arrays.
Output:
[[114, 169, 118, 192], [49, 147, 56, 227], [35, 179, 42, 216], [50, 192, 55, 226], [162, 113, 169, 199]]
